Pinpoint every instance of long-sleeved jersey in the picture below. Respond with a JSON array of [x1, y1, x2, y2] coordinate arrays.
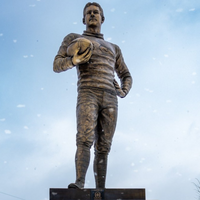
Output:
[[53, 31, 132, 96]]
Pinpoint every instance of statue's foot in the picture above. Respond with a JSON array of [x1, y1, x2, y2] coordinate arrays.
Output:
[[68, 183, 83, 189]]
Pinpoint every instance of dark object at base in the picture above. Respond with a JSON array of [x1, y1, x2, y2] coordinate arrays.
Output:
[[50, 188, 145, 200]]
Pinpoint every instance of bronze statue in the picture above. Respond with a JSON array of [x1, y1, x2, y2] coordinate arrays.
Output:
[[53, 2, 132, 189]]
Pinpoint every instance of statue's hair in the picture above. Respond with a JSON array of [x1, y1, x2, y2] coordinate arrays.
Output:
[[83, 2, 105, 22]]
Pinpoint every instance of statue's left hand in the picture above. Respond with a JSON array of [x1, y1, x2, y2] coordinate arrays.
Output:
[[113, 79, 126, 98], [72, 47, 92, 65]]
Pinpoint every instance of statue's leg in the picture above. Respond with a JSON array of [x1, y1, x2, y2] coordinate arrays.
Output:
[[68, 145, 90, 189], [69, 89, 99, 189], [94, 92, 118, 189], [93, 149, 108, 189]]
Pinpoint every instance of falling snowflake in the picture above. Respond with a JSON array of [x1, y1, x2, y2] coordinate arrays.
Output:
[[5, 130, 11, 134], [106, 37, 112, 41], [189, 8, 195, 12], [176, 172, 182, 176], [110, 8, 115, 12], [145, 88, 153, 93], [131, 162, 135, 166], [136, 93, 140, 97], [176, 8, 183, 12], [17, 104, 26, 108], [125, 146, 131, 151], [139, 158, 145, 163]]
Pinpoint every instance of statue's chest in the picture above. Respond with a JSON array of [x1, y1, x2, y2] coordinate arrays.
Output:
[[84, 37, 116, 59]]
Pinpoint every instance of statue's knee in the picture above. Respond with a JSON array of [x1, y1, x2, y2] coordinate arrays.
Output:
[[95, 145, 110, 155], [77, 139, 93, 149], [76, 133, 94, 148]]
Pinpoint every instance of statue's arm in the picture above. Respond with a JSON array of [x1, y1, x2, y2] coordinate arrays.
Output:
[[53, 33, 77, 73], [114, 45, 132, 98]]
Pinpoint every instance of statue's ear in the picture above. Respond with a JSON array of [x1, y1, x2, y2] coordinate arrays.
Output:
[[83, 18, 86, 25], [101, 16, 105, 24]]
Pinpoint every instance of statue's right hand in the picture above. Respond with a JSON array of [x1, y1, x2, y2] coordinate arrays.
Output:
[[113, 79, 126, 98], [72, 47, 92, 66]]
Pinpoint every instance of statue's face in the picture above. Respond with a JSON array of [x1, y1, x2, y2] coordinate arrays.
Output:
[[84, 5, 103, 28]]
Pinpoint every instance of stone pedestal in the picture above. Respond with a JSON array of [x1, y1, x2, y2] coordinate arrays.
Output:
[[50, 188, 145, 200]]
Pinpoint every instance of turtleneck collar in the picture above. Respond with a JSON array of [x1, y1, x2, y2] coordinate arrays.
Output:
[[82, 31, 104, 40]]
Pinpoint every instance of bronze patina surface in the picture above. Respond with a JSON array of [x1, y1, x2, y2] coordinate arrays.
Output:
[[53, 2, 132, 189]]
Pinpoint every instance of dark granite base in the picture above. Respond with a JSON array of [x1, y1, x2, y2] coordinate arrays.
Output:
[[50, 188, 145, 200]]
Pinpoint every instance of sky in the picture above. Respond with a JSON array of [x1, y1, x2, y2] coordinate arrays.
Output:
[[0, 0, 200, 200]]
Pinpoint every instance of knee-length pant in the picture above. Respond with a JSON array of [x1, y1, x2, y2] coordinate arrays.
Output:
[[76, 88, 118, 154]]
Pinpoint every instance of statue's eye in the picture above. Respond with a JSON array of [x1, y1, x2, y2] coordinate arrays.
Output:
[[94, 10, 99, 14]]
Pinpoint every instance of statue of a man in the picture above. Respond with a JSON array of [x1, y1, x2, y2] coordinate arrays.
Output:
[[53, 2, 132, 189]]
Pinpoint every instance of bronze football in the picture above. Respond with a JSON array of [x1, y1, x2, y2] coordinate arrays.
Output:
[[67, 37, 93, 57]]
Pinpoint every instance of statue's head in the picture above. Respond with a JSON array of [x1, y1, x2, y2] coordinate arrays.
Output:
[[83, 2, 105, 25]]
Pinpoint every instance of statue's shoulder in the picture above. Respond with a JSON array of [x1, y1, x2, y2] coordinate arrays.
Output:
[[63, 33, 82, 43], [105, 39, 120, 49], [107, 41, 121, 55]]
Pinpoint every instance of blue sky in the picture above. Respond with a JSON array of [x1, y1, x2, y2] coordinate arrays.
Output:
[[0, 0, 200, 200]]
